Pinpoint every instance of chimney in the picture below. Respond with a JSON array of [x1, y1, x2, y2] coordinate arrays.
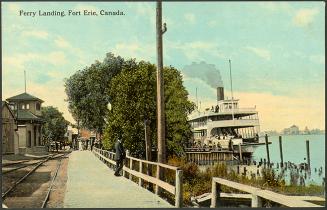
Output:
[[217, 87, 224, 101]]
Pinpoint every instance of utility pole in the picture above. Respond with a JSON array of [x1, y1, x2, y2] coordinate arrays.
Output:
[[155, 0, 167, 195], [156, 0, 166, 164]]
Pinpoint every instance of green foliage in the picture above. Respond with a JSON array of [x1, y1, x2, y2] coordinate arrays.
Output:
[[261, 168, 285, 188], [41, 106, 69, 144], [64, 52, 126, 135], [103, 61, 195, 157]]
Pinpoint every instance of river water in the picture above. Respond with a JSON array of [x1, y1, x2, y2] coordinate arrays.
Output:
[[252, 134, 325, 185]]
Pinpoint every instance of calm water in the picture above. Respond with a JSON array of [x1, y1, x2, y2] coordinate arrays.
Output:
[[252, 134, 325, 184]]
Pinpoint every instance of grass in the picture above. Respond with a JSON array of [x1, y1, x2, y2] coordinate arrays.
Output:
[[166, 155, 325, 206]]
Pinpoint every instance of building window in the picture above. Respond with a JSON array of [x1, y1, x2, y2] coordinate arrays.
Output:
[[26, 103, 30, 109], [21, 104, 25, 110], [36, 102, 40, 110]]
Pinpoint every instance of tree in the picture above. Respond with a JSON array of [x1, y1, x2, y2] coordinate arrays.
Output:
[[103, 61, 195, 158], [41, 106, 69, 145], [64, 53, 129, 137]]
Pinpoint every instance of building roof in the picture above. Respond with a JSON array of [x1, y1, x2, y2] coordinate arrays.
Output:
[[16, 110, 44, 122], [6, 92, 44, 102]]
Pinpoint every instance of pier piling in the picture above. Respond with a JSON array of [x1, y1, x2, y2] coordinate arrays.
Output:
[[265, 134, 270, 168], [279, 136, 283, 168], [306, 140, 310, 171]]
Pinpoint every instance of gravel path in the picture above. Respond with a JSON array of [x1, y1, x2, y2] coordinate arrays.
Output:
[[64, 150, 173, 208]]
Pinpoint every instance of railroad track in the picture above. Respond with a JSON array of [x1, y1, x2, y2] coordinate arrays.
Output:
[[2, 159, 47, 175], [41, 152, 69, 208], [2, 152, 69, 208]]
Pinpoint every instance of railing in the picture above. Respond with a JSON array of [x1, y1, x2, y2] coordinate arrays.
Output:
[[93, 147, 183, 207], [210, 177, 323, 207]]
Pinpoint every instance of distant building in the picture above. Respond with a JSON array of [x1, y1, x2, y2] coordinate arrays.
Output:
[[6, 92, 46, 155], [79, 128, 97, 139], [283, 125, 300, 135], [2, 101, 19, 154]]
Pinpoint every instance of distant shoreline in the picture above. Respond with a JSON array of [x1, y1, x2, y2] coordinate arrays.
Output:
[[261, 133, 325, 137]]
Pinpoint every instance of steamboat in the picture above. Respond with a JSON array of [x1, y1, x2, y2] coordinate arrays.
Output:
[[186, 86, 266, 160]]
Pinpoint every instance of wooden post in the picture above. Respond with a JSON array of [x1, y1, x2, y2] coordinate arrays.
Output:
[[175, 170, 183, 208], [251, 194, 262, 207], [155, 165, 160, 194], [265, 134, 270, 168], [123, 151, 129, 178], [279, 136, 283, 168], [238, 143, 242, 164], [139, 161, 143, 186], [210, 180, 220, 208], [129, 159, 133, 180], [210, 180, 217, 208], [306, 140, 310, 171], [145, 119, 152, 162]]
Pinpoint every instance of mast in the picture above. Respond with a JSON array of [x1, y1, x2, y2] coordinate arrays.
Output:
[[229, 59, 234, 120], [196, 87, 198, 111], [24, 70, 26, 93]]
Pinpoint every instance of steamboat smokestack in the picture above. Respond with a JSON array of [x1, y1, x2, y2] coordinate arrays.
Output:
[[217, 87, 224, 101]]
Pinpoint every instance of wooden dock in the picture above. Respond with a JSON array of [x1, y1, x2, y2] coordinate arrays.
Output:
[[184, 148, 254, 165]]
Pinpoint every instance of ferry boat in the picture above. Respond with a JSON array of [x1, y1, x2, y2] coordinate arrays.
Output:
[[187, 86, 265, 155]]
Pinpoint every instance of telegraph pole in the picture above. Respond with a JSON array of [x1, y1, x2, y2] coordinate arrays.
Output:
[[156, 0, 166, 164], [155, 0, 166, 195]]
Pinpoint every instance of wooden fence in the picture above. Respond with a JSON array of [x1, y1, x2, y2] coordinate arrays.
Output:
[[210, 177, 323, 208], [93, 147, 183, 207]]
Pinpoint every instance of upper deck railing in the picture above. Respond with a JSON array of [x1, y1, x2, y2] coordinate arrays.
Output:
[[92, 147, 183, 207], [188, 108, 257, 121]]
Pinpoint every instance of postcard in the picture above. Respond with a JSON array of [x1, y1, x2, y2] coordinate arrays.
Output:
[[2, 1, 325, 208]]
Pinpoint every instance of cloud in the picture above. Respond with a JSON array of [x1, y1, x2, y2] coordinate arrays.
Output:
[[207, 20, 218, 27], [22, 30, 49, 39], [309, 54, 325, 65], [133, 3, 154, 17], [111, 40, 155, 61], [168, 40, 225, 60], [293, 8, 319, 27], [7, 3, 21, 14], [245, 46, 271, 61], [184, 13, 196, 24], [3, 51, 67, 72], [258, 2, 291, 13], [54, 36, 72, 48]]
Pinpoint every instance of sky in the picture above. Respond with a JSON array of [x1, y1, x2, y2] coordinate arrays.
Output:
[[2, 1, 325, 132]]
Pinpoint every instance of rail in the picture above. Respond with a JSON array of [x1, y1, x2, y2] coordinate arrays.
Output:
[[93, 147, 183, 207], [210, 177, 323, 207]]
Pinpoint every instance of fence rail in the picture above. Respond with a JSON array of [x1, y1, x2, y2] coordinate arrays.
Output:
[[93, 147, 183, 207], [210, 177, 323, 208]]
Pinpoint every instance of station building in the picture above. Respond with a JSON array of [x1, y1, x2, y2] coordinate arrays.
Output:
[[6, 92, 47, 155], [1, 101, 19, 154]]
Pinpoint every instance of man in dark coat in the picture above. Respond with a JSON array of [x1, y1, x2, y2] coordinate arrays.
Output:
[[114, 137, 126, 176]]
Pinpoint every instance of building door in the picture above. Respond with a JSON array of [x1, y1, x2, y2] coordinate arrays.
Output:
[[34, 126, 37, 146], [28, 131, 32, 147]]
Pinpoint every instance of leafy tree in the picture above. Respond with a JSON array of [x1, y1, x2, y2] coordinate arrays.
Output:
[[64, 53, 127, 137], [103, 61, 195, 158], [41, 106, 69, 145]]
